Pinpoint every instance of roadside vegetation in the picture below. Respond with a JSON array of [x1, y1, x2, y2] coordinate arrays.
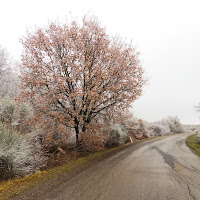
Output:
[[187, 134, 200, 157], [0, 144, 130, 200], [185, 124, 200, 134], [186, 104, 200, 157]]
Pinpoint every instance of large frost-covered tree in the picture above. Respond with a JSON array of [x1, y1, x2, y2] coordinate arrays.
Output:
[[20, 17, 145, 149]]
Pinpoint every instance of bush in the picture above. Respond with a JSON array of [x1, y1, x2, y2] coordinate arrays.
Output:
[[160, 116, 185, 133], [148, 123, 170, 136], [0, 124, 46, 180], [0, 98, 16, 123], [148, 124, 162, 136], [146, 116, 185, 137], [25, 131, 47, 171], [135, 119, 149, 139], [0, 98, 34, 133], [79, 129, 105, 152], [104, 124, 127, 148], [195, 129, 200, 134], [127, 119, 149, 139], [0, 156, 14, 180], [105, 129, 121, 148]]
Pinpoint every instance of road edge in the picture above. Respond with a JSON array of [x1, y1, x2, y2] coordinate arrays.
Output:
[[186, 134, 200, 157]]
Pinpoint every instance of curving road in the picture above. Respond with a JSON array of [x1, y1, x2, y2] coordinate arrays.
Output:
[[24, 133, 200, 200]]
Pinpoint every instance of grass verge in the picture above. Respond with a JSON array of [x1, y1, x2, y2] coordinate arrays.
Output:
[[186, 134, 200, 157]]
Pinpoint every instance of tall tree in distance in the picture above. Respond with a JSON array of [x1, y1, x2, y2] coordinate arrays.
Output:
[[20, 16, 146, 149], [0, 47, 19, 99], [0, 47, 10, 98]]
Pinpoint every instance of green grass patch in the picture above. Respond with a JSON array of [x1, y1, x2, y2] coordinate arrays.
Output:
[[186, 134, 200, 157]]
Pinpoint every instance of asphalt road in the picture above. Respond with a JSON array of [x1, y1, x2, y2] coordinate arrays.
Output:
[[28, 133, 200, 200]]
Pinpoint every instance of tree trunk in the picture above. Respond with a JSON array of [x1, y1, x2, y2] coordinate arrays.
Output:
[[75, 121, 89, 151], [75, 125, 80, 151], [82, 125, 86, 133]]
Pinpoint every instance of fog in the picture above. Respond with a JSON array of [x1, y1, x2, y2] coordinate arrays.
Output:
[[1, 0, 200, 124]]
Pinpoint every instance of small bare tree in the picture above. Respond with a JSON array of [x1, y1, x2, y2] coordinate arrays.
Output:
[[0, 47, 9, 98], [196, 103, 200, 112], [0, 47, 20, 99]]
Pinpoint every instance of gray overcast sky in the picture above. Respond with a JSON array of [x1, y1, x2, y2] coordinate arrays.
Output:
[[1, 0, 200, 124]]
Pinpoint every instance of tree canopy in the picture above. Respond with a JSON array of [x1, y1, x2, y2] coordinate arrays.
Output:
[[20, 17, 145, 149]]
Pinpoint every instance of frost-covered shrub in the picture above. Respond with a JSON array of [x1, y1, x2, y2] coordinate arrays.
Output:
[[25, 131, 47, 171], [0, 98, 16, 123], [127, 119, 149, 139], [17, 102, 34, 132], [148, 124, 162, 136], [146, 116, 185, 137], [0, 98, 34, 133], [195, 129, 200, 134], [0, 124, 31, 179], [105, 129, 121, 148], [124, 119, 149, 140], [0, 124, 46, 180], [104, 124, 127, 148], [135, 119, 148, 138], [148, 123, 171, 136], [161, 116, 185, 133], [159, 124, 171, 135], [18, 102, 33, 122], [0, 156, 14, 180]]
